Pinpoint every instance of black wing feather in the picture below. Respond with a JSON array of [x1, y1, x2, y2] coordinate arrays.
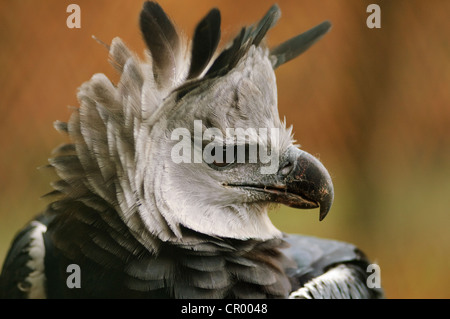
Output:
[[283, 234, 383, 298], [0, 214, 52, 299]]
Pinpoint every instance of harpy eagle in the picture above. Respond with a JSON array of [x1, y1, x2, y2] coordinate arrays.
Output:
[[0, 2, 383, 299]]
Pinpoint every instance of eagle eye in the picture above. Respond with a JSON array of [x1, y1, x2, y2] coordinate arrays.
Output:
[[207, 145, 237, 170]]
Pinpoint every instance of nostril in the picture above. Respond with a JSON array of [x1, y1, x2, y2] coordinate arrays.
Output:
[[278, 161, 294, 176]]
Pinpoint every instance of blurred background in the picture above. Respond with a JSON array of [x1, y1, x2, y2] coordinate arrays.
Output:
[[0, 0, 449, 298]]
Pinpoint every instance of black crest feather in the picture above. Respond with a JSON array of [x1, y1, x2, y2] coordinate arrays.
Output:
[[172, 4, 331, 101], [139, 1, 180, 87], [187, 9, 221, 79], [270, 20, 332, 69], [250, 4, 281, 47], [206, 4, 280, 78]]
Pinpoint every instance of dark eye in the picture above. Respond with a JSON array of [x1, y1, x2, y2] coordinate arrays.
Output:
[[212, 161, 230, 168], [208, 145, 237, 170]]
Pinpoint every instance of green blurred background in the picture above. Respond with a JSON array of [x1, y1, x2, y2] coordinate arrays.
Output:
[[0, 0, 449, 298]]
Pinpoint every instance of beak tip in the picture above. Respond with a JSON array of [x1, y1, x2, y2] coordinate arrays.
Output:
[[319, 207, 328, 221], [318, 193, 333, 221]]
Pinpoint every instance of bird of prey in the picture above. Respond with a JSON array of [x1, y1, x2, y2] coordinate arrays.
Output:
[[0, 2, 383, 299]]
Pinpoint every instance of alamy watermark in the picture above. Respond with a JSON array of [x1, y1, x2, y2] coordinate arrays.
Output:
[[366, 263, 382, 289], [65, 263, 381, 291], [366, 4, 381, 29], [66, 264, 81, 289], [170, 120, 280, 175], [66, 4, 81, 29], [66, 3, 381, 30]]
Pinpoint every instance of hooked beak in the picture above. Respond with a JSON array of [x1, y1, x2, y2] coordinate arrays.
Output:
[[275, 147, 334, 221], [227, 146, 334, 221]]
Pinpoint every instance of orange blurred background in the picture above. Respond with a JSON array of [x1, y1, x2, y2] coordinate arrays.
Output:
[[0, 0, 449, 298]]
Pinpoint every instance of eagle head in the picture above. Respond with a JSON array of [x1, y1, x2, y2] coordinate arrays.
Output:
[[52, 2, 333, 250]]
